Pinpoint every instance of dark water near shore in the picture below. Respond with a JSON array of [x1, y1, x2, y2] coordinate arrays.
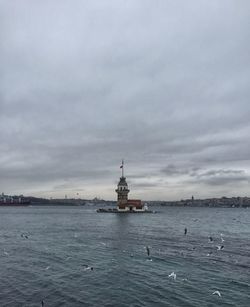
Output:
[[0, 206, 249, 307]]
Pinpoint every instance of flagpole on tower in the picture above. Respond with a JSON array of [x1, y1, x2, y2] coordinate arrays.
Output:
[[120, 159, 124, 177]]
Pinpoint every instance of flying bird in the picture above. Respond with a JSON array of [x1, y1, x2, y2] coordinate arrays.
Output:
[[168, 272, 176, 280], [65, 256, 72, 261], [146, 246, 150, 257], [82, 265, 94, 271], [217, 245, 224, 250], [21, 233, 29, 239], [184, 228, 187, 235], [212, 290, 221, 297], [3, 249, 9, 256]]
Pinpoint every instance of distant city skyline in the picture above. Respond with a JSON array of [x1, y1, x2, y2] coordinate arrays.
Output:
[[1, 1, 250, 201]]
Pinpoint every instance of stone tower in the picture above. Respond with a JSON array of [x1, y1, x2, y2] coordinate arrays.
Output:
[[115, 160, 130, 206]]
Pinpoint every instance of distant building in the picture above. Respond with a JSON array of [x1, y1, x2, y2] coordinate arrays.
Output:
[[0, 193, 30, 205], [115, 161, 144, 212]]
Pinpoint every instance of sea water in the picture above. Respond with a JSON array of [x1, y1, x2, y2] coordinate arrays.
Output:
[[0, 206, 249, 306]]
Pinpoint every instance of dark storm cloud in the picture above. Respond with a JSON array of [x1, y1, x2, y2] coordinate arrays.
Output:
[[1, 0, 250, 199]]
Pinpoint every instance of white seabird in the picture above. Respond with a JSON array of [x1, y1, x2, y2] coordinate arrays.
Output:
[[65, 256, 72, 261], [3, 249, 9, 256], [82, 265, 94, 271], [212, 290, 221, 297], [168, 272, 177, 280]]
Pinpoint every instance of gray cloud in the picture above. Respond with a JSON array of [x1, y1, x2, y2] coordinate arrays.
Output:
[[161, 164, 200, 176], [1, 0, 250, 200], [166, 167, 249, 198], [190, 169, 249, 186]]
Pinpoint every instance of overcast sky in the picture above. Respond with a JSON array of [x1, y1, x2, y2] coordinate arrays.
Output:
[[1, 0, 250, 200]]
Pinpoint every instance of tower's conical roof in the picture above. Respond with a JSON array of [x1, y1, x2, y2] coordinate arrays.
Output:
[[118, 176, 128, 186]]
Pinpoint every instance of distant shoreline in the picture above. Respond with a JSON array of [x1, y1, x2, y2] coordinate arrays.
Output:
[[1, 196, 250, 208]]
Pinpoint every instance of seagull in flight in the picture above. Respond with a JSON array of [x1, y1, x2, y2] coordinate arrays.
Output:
[[21, 233, 29, 239], [82, 265, 94, 271], [65, 256, 72, 261], [3, 249, 9, 256], [168, 272, 177, 280], [220, 234, 225, 243], [212, 290, 221, 297], [146, 258, 153, 262], [217, 245, 224, 250]]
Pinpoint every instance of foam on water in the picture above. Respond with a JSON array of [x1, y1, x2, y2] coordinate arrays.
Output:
[[0, 206, 249, 306]]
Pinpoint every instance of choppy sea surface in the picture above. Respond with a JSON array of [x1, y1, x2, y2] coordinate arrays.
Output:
[[0, 206, 249, 307]]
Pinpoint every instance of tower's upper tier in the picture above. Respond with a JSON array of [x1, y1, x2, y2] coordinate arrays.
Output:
[[116, 177, 130, 193]]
